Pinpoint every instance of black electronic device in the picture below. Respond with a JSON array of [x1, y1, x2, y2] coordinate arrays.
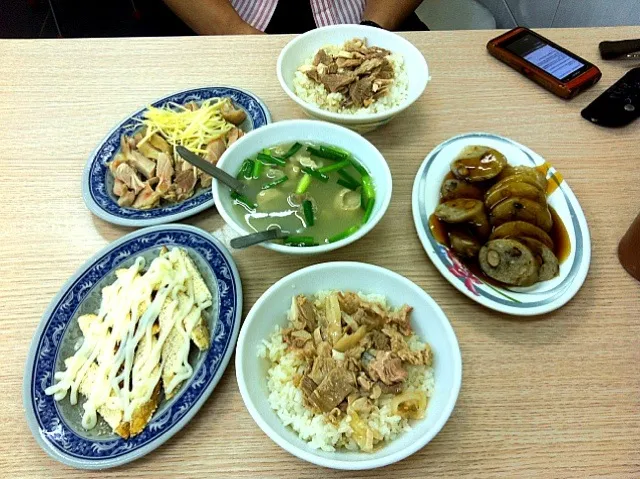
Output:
[[581, 67, 640, 127]]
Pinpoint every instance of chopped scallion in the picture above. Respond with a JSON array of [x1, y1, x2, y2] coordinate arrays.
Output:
[[363, 197, 375, 223], [337, 178, 358, 191], [320, 145, 350, 160], [261, 175, 288, 190], [361, 175, 375, 209], [257, 152, 286, 166], [302, 200, 314, 226], [337, 169, 361, 187], [300, 166, 329, 183], [328, 225, 360, 243], [318, 159, 351, 174], [307, 145, 347, 162], [237, 159, 254, 180], [282, 142, 303, 159], [350, 159, 369, 177], [252, 160, 263, 179], [295, 173, 313, 194], [231, 191, 257, 210]]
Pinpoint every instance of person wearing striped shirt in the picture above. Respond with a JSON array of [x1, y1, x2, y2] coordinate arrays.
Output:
[[163, 0, 428, 35]]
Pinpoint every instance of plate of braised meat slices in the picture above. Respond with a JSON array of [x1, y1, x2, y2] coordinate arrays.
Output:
[[412, 132, 591, 316], [82, 86, 271, 227]]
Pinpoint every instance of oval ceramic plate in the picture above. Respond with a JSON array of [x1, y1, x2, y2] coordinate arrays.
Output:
[[24, 224, 242, 469], [412, 133, 591, 316], [82, 86, 271, 227]]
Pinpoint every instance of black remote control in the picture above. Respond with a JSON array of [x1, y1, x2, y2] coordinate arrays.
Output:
[[581, 67, 640, 127]]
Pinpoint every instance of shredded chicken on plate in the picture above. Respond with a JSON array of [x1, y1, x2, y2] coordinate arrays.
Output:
[[109, 98, 246, 210]]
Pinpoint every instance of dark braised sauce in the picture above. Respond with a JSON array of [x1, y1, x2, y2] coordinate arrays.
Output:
[[549, 207, 570, 263], [430, 169, 570, 283]]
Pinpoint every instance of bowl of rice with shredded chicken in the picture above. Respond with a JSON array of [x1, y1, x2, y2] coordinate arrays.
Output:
[[236, 262, 461, 470], [277, 25, 429, 133]]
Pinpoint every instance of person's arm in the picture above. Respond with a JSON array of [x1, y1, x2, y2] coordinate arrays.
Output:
[[362, 0, 423, 30], [163, 0, 264, 35]]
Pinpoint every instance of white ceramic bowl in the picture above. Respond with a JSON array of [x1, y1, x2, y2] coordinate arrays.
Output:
[[277, 25, 429, 133], [212, 120, 392, 255], [236, 262, 462, 470]]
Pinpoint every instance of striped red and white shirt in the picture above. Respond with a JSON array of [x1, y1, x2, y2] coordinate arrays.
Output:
[[231, 0, 366, 32]]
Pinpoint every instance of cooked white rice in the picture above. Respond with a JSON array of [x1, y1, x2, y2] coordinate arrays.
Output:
[[257, 291, 434, 452], [292, 44, 409, 115]]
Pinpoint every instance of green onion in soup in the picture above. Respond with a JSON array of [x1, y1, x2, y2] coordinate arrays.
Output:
[[230, 142, 375, 246]]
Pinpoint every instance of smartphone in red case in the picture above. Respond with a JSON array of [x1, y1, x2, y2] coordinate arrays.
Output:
[[487, 27, 601, 99]]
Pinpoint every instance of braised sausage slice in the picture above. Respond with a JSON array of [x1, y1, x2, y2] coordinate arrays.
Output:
[[479, 239, 539, 286], [485, 181, 547, 210], [440, 178, 484, 201], [435, 199, 484, 223], [435, 199, 491, 238], [490, 221, 554, 250], [516, 237, 559, 281], [451, 146, 507, 183], [449, 230, 482, 259], [493, 165, 548, 192], [489, 197, 553, 232]]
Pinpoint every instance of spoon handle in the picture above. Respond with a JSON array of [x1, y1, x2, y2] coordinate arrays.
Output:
[[176, 146, 246, 194], [230, 229, 286, 249]]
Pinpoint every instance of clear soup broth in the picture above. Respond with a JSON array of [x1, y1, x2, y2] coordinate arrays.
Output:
[[230, 142, 376, 246]]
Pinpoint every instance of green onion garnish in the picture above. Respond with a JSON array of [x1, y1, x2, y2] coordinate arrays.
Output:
[[237, 159, 254, 180], [306, 146, 327, 159], [363, 197, 375, 223], [337, 169, 361, 187], [261, 175, 288, 190], [328, 225, 361, 243], [320, 145, 350, 160], [283, 235, 315, 246], [302, 200, 314, 226], [337, 178, 358, 191], [322, 144, 349, 155], [301, 166, 329, 183], [318, 159, 351, 174], [361, 175, 375, 209], [231, 191, 257, 210], [350, 159, 368, 177], [295, 173, 313, 194], [307, 145, 347, 162], [282, 142, 303, 159], [252, 160, 263, 179], [257, 152, 286, 166]]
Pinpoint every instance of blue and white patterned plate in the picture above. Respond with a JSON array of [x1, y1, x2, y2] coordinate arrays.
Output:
[[412, 133, 591, 316], [23, 225, 242, 469], [82, 87, 271, 227]]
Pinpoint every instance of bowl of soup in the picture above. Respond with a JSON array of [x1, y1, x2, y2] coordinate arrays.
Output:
[[212, 119, 392, 255]]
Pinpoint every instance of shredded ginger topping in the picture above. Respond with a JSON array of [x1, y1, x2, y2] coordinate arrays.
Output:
[[137, 97, 235, 156]]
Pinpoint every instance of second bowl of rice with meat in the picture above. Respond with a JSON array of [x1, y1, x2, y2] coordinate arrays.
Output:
[[235, 262, 461, 470], [277, 25, 429, 133]]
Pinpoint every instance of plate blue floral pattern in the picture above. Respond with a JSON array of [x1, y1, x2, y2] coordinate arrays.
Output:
[[82, 87, 271, 227], [24, 225, 242, 468]]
